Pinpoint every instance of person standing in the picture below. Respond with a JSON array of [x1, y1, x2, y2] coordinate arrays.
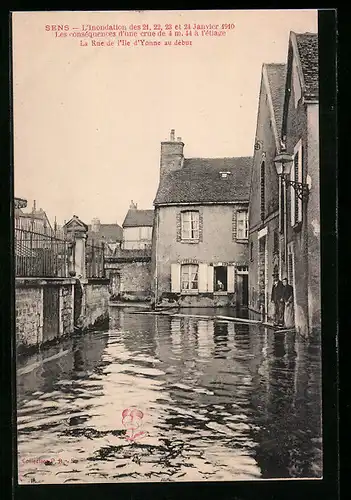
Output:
[[270, 274, 285, 326], [282, 278, 295, 328]]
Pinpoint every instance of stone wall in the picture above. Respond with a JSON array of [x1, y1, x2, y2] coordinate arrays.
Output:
[[16, 277, 110, 352], [105, 260, 151, 301], [15, 278, 76, 352], [79, 278, 110, 329], [16, 285, 43, 349], [60, 284, 74, 335]]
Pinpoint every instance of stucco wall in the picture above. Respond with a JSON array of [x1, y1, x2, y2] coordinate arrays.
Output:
[[154, 204, 248, 305]]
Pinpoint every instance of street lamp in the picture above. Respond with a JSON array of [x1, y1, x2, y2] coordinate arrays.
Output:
[[273, 152, 311, 279], [273, 152, 311, 201]]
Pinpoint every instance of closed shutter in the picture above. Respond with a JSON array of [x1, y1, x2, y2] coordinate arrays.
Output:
[[232, 209, 237, 240], [207, 265, 214, 292], [176, 213, 182, 242], [227, 265, 235, 293], [171, 263, 181, 292], [298, 144, 303, 222], [199, 212, 203, 242], [198, 263, 208, 292]]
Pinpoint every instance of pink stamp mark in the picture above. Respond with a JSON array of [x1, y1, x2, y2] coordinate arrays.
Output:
[[122, 407, 147, 442]]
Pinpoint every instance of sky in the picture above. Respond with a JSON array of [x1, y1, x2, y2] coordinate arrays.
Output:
[[12, 9, 318, 227]]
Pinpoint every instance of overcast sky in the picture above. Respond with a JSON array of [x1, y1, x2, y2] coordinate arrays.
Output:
[[13, 10, 318, 226]]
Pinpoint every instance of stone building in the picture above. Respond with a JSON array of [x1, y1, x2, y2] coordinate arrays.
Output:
[[280, 31, 320, 336], [248, 31, 320, 336], [248, 63, 287, 321], [104, 204, 153, 302], [122, 202, 154, 249], [87, 218, 123, 257], [152, 129, 252, 308]]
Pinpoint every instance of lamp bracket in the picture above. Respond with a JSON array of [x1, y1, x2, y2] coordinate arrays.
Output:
[[284, 179, 310, 201]]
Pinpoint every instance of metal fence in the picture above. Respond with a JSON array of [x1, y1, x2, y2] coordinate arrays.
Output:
[[15, 227, 71, 278], [86, 241, 105, 278]]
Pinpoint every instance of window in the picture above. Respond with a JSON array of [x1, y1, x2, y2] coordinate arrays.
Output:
[[250, 241, 254, 262], [181, 211, 199, 241], [214, 266, 227, 292], [237, 211, 248, 239], [260, 161, 266, 221], [181, 264, 198, 291]]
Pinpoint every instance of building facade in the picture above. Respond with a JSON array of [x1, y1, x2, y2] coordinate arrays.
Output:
[[87, 218, 123, 257], [152, 130, 251, 308], [248, 63, 287, 321], [249, 31, 320, 336], [280, 31, 320, 336], [122, 202, 154, 250]]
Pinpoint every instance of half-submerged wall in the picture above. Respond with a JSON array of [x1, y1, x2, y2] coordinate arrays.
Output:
[[16, 277, 110, 353]]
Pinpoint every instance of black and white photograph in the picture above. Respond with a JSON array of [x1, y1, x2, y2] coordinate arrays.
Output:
[[12, 9, 326, 485]]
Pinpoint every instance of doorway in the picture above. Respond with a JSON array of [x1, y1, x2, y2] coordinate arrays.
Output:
[[236, 266, 248, 307]]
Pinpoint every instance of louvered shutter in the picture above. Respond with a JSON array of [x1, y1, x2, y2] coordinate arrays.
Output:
[[207, 265, 214, 292], [232, 209, 237, 240], [297, 144, 303, 222], [171, 263, 181, 293], [198, 263, 208, 292], [199, 212, 203, 242], [176, 213, 182, 242], [227, 265, 236, 293]]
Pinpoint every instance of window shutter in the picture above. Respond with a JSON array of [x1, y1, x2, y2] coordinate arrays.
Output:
[[232, 209, 237, 240], [171, 263, 181, 293], [176, 213, 182, 242], [290, 166, 295, 227], [198, 263, 208, 292], [227, 265, 235, 293], [298, 144, 303, 222], [199, 212, 203, 242], [207, 265, 214, 292]]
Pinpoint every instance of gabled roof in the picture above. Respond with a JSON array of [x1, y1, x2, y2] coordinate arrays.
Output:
[[122, 209, 154, 228], [154, 157, 252, 205], [293, 32, 319, 100], [87, 223, 123, 241], [264, 63, 287, 138]]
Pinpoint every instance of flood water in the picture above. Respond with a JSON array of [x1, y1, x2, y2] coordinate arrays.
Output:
[[16, 308, 322, 483]]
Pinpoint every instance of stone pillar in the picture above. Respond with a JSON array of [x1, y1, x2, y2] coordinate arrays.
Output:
[[73, 232, 87, 278], [64, 216, 88, 279]]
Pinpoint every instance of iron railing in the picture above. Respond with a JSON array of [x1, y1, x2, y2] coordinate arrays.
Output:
[[86, 241, 105, 278], [15, 227, 71, 278]]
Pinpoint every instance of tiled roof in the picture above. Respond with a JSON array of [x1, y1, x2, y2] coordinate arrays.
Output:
[[265, 63, 287, 135], [295, 32, 318, 99], [154, 157, 252, 205], [122, 209, 154, 228], [88, 223, 123, 241]]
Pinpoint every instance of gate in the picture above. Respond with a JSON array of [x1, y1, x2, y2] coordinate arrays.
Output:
[[43, 285, 60, 342]]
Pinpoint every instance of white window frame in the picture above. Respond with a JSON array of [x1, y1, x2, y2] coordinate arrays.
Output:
[[181, 211, 200, 241], [181, 264, 199, 292], [237, 210, 248, 240]]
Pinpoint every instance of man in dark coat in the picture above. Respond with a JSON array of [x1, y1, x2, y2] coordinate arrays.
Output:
[[271, 274, 285, 326]]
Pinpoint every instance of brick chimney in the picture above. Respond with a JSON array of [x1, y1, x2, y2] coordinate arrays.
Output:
[[160, 129, 184, 179]]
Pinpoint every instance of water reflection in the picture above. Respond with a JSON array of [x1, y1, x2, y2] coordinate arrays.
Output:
[[17, 308, 322, 483]]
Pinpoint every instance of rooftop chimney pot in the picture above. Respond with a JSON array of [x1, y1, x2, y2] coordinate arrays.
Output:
[[170, 129, 175, 141]]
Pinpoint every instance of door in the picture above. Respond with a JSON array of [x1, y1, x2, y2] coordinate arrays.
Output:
[[236, 270, 249, 308], [43, 285, 60, 342]]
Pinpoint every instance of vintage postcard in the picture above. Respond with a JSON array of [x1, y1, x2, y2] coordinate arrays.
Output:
[[12, 9, 332, 487]]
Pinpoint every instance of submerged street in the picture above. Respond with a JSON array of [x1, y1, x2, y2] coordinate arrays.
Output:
[[17, 308, 322, 484]]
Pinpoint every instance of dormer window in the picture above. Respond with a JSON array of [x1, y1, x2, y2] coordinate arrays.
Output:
[[219, 171, 231, 179]]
